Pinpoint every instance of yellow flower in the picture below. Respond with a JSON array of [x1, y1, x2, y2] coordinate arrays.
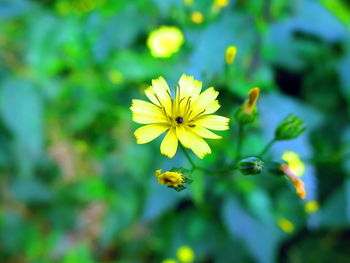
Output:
[[304, 200, 319, 213], [177, 246, 195, 263], [282, 151, 305, 177], [191, 11, 204, 24], [147, 26, 184, 58], [280, 164, 306, 199], [155, 169, 184, 187], [225, 45, 237, 64], [130, 74, 230, 159], [277, 218, 294, 233], [214, 0, 229, 8]]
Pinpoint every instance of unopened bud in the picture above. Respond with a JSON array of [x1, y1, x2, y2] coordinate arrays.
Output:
[[238, 157, 264, 175], [235, 88, 260, 124], [275, 114, 306, 140]]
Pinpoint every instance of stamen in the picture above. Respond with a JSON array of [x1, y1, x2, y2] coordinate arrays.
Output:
[[191, 109, 206, 119]]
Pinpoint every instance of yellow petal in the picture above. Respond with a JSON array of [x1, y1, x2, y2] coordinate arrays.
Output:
[[190, 87, 219, 117], [131, 99, 167, 124], [160, 128, 178, 158], [130, 99, 163, 115], [134, 124, 169, 144], [193, 115, 230, 131], [176, 125, 191, 148], [178, 74, 202, 101], [204, 100, 221, 115], [186, 129, 211, 159], [191, 125, 222, 139], [151, 77, 173, 115], [144, 86, 160, 106]]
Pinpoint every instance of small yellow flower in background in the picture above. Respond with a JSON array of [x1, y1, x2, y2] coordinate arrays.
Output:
[[305, 200, 319, 213], [162, 259, 178, 263], [130, 74, 230, 159], [155, 169, 184, 188], [277, 218, 295, 233], [225, 45, 237, 64], [282, 151, 305, 177], [191, 11, 204, 24], [108, 69, 124, 84], [214, 0, 229, 8], [280, 164, 306, 199], [183, 0, 193, 6], [177, 246, 195, 263], [147, 26, 184, 58]]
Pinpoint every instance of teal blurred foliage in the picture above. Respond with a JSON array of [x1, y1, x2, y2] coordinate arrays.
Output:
[[0, 0, 350, 262]]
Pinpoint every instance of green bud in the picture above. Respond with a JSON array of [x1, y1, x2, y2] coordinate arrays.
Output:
[[235, 106, 258, 124], [238, 157, 264, 176], [275, 114, 306, 141]]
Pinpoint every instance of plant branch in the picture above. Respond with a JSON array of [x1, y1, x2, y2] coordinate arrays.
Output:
[[259, 138, 277, 158]]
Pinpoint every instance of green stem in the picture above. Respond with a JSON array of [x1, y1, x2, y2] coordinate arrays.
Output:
[[259, 138, 276, 157], [235, 124, 245, 161], [180, 144, 238, 174], [180, 144, 197, 170]]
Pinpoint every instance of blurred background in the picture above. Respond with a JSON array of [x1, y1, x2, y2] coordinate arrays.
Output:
[[1, 0, 350, 262]]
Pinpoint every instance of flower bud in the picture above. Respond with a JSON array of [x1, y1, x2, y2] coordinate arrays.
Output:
[[238, 157, 264, 175], [235, 88, 260, 124], [275, 114, 306, 141], [280, 164, 306, 199], [225, 45, 237, 64], [155, 168, 192, 192]]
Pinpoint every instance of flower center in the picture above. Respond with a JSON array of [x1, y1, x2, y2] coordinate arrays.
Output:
[[176, 117, 184, 124]]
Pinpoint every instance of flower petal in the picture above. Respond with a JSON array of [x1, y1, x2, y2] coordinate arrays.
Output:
[[190, 87, 219, 118], [134, 124, 169, 144], [178, 74, 202, 101], [176, 125, 191, 148], [160, 127, 178, 158], [204, 100, 220, 115], [193, 115, 230, 131], [131, 99, 167, 124], [190, 125, 222, 139], [144, 86, 160, 106], [151, 77, 173, 115], [186, 129, 212, 159]]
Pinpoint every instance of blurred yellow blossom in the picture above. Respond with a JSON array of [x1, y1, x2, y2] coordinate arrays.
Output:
[[214, 0, 229, 8], [147, 26, 184, 58], [277, 218, 295, 233], [282, 151, 305, 177], [225, 45, 237, 64], [177, 246, 195, 263], [108, 70, 124, 84], [155, 169, 184, 188], [281, 164, 306, 199], [305, 200, 319, 213], [191, 11, 204, 24]]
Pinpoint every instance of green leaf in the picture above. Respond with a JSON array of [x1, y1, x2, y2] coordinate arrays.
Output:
[[1, 79, 44, 159]]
